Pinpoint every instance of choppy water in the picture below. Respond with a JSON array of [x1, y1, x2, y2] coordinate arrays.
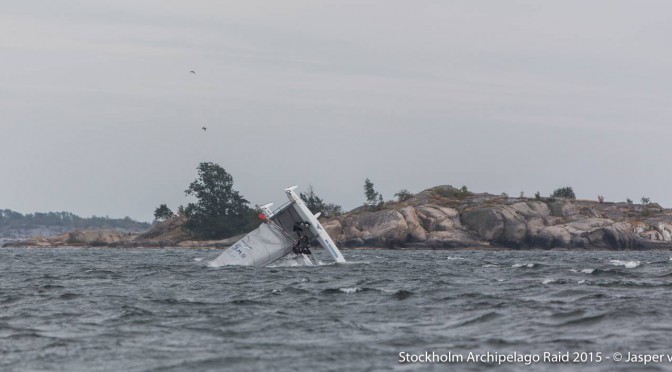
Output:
[[3, 248, 672, 371]]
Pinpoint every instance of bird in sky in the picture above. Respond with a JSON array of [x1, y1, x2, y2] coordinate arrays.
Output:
[[202, 126, 207, 131], [190, 70, 196, 74]]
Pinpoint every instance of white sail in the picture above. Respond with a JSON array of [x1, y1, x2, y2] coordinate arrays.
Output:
[[209, 223, 294, 267]]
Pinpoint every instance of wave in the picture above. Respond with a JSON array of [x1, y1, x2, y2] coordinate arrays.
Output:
[[571, 268, 638, 277], [59, 292, 80, 300], [270, 287, 310, 295], [339, 287, 360, 294], [207, 258, 323, 268], [454, 312, 501, 327], [391, 290, 414, 300], [570, 268, 597, 274], [335, 260, 370, 265], [321, 287, 382, 295], [0, 296, 21, 305], [555, 313, 607, 327], [609, 260, 640, 269], [512, 263, 535, 268]]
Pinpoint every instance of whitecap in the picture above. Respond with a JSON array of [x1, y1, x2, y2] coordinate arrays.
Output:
[[542, 279, 556, 285], [609, 260, 640, 269], [513, 263, 535, 268], [580, 268, 595, 274], [339, 287, 360, 294], [578, 280, 586, 284], [193, 257, 203, 262], [336, 261, 370, 265], [482, 264, 499, 268], [446, 256, 466, 261], [268, 256, 317, 267]]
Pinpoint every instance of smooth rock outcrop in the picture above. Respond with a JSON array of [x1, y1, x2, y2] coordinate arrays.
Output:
[[321, 186, 672, 250]]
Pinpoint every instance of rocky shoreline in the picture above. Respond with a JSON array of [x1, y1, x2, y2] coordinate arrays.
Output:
[[322, 186, 672, 250], [4, 185, 672, 250]]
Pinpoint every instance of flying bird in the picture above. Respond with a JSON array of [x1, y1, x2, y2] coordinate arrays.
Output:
[[190, 70, 196, 74], [202, 126, 207, 131]]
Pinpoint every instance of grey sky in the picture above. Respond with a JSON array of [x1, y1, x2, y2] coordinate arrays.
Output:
[[2, 1, 671, 221]]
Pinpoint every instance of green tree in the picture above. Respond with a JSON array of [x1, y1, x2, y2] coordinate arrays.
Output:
[[183, 162, 257, 239], [364, 178, 383, 205], [300, 186, 343, 218], [154, 204, 174, 221], [300, 186, 326, 214], [641, 197, 651, 205], [394, 189, 413, 202], [551, 186, 576, 199]]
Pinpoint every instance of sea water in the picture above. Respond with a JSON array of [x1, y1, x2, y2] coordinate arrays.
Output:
[[2, 248, 672, 371]]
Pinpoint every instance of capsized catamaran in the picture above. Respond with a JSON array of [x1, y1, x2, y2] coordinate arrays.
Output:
[[209, 186, 346, 267]]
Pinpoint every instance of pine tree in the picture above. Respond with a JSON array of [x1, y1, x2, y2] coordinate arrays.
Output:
[[364, 178, 383, 205], [153, 204, 174, 221]]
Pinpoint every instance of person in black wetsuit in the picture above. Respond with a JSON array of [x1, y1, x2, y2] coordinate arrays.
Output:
[[292, 221, 312, 255]]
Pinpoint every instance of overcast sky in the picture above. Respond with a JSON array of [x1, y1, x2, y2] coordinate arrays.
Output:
[[2, 1, 671, 221]]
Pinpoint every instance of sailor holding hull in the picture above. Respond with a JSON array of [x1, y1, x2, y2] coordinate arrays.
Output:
[[292, 221, 313, 256]]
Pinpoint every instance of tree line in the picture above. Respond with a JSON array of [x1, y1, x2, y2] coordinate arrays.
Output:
[[0, 210, 150, 231]]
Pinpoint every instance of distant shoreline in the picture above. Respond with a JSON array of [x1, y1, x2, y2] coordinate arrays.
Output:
[[3, 245, 672, 252]]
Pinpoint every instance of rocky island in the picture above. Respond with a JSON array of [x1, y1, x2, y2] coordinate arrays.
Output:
[[4, 185, 672, 250]]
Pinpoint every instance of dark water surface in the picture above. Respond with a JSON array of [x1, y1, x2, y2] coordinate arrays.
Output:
[[3, 248, 672, 371]]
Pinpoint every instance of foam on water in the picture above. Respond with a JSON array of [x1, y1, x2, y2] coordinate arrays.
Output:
[[334, 260, 370, 265], [512, 263, 535, 268]]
